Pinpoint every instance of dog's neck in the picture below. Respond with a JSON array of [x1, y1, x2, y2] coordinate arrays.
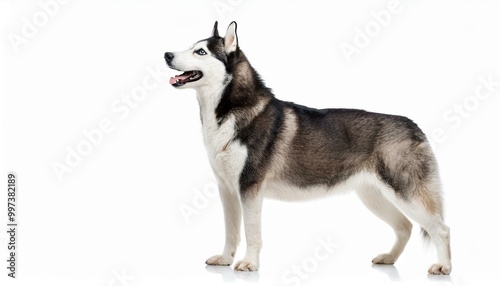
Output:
[[196, 83, 227, 128], [196, 53, 273, 129]]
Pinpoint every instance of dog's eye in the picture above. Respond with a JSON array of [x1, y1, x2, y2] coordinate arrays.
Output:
[[195, 49, 207, 56]]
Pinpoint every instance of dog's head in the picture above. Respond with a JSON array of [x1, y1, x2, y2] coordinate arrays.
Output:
[[164, 21, 238, 90]]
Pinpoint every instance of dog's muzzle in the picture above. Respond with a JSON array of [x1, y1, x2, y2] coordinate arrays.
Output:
[[164, 51, 203, 87]]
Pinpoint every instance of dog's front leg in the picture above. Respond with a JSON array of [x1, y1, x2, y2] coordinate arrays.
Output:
[[234, 189, 263, 271], [206, 185, 242, 266]]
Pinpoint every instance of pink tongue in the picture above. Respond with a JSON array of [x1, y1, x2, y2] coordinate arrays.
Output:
[[169, 73, 191, 85]]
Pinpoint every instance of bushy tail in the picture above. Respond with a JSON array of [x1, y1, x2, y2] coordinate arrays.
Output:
[[421, 228, 429, 238], [421, 227, 431, 247]]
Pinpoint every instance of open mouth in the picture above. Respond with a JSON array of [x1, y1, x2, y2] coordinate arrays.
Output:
[[169, 70, 203, 87]]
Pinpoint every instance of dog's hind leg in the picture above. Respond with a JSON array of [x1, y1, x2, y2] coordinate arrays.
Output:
[[378, 183, 452, 275], [356, 186, 413, 264], [375, 141, 452, 274], [206, 185, 242, 266]]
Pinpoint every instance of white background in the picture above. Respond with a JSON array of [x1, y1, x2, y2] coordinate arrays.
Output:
[[1, 1, 500, 285]]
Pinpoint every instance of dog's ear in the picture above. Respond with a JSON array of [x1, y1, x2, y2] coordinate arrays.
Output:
[[212, 21, 219, 37], [224, 21, 238, 54]]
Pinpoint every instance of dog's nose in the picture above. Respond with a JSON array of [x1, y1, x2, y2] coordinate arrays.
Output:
[[164, 52, 174, 62]]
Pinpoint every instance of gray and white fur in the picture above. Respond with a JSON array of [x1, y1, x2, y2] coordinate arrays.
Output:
[[164, 21, 451, 275]]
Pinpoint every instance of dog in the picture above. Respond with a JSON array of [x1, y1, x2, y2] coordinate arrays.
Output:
[[164, 21, 451, 275]]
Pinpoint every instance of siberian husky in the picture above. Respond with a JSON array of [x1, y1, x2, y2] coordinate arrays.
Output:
[[164, 21, 451, 275]]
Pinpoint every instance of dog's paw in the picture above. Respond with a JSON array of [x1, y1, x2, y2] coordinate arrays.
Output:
[[372, 253, 397, 265], [428, 263, 451, 275], [206, 255, 233, 266], [234, 259, 259, 271]]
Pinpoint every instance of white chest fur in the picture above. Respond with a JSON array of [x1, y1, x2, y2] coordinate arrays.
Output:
[[197, 92, 248, 193]]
